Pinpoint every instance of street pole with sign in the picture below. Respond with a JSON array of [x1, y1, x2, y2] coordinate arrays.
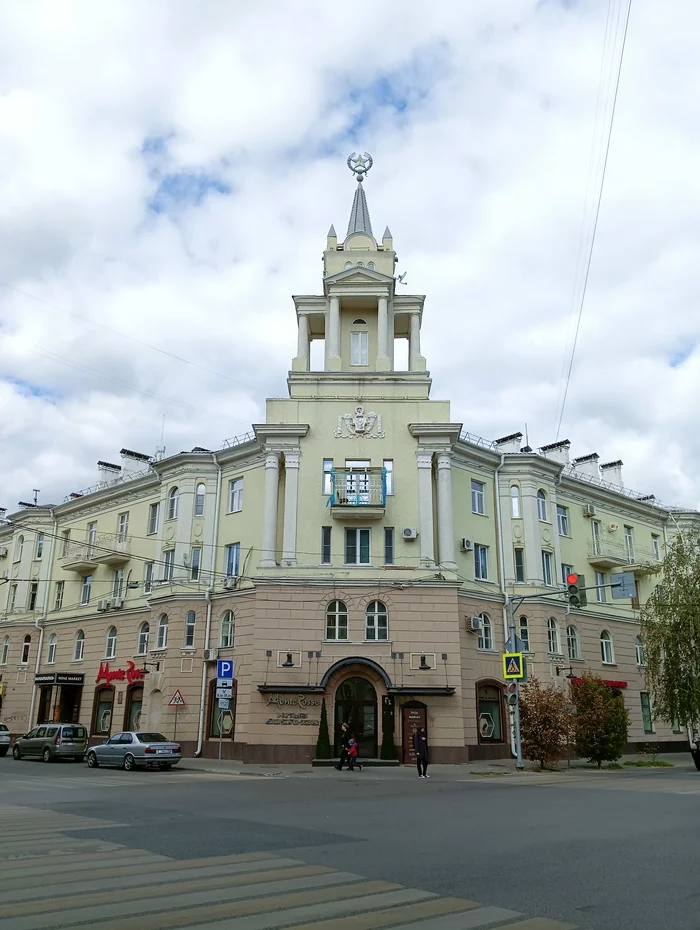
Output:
[[506, 596, 524, 770]]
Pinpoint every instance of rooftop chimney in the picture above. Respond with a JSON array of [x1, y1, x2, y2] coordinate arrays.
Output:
[[495, 432, 523, 454], [600, 460, 623, 488], [572, 453, 600, 479], [119, 448, 152, 477], [97, 461, 121, 486], [539, 439, 571, 465]]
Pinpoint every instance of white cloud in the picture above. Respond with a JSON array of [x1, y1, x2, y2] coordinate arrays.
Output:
[[0, 0, 699, 511]]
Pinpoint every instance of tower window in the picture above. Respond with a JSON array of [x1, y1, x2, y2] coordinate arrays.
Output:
[[350, 331, 368, 365], [352, 319, 367, 324]]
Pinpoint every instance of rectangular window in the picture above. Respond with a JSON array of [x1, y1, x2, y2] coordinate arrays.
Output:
[[519, 616, 530, 652], [322, 459, 333, 495], [591, 520, 600, 553], [144, 562, 154, 595], [147, 502, 159, 535], [640, 692, 654, 734], [541, 550, 553, 586], [28, 582, 38, 611], [117, 512, 129, 542], [474, 544, 489, 580], [514, 547, 525, 583], [35, 533, 44, 559], [561, 563, 574, 586], [163, 550, 175, 582], [651, 534, 660, 560], [86, 522, 97, 553], [384, 527, 395, 565], [350, 331, 368, 365], [80, 575, 92, 606], [194, 484, 205, 517], [61, 530, 71, 556], [556, 505, 570, 536], [225, 543, 240, 578], [383, 459, 394, 495], [190, 547, 201, 581], [185, 612, 196, 648], [112, 569, 124, 599], [624, 525, 634, 560], [345, 528, 371, 565], [595, 570, 607, 603], [8, 584, 17, 612], [471, 479, 486, 515], [229, 478, 243, 513], [54, 581, 64, 611], [321, 527, 332, 565]]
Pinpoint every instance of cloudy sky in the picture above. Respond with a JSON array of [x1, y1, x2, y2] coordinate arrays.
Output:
[[1, 0, 698, 512]]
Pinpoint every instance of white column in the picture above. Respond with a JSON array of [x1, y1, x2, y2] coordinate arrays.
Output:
[[409, 313, 421, 370], [258, 451, 280, 567], [416, 451, 435, 567], [281, 450, 300, 566], [326, 296, 341, 370], [377, 295, 389, 370], [296, 314, 310, 371], [436, 451, 457, 570]]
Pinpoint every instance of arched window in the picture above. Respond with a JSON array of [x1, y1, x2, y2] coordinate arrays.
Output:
[[537, 490, 548, 522], [194, 483, 206, 517], [367, 261, 375, 270], [600, 630, 614, 664], [74, 629, 85, 661], [47, 633, 57, 664], [137, 621, 150, 656], [352, 318, 367, 325], [477, 613, 493, 651], [105, 626, 117, 659], [184, 610, 196, 648], [325, 600, 348, 641], [21, 634, 31, 665], [547, 618, 559, 655], [511, 485, 521, 518], [635, 635, 646, 667], [1, 635, 9, 665], [365, 601, 388, 641], [519, 616, 530, 652], [14, 534, 24, 562], [167, 486, 179, 520], [93, 687, 114, 737], [567, 625, 580, 660], [345, 261, 353, 269], [156, 614, 169, 650], [220, 610, 234, 648]]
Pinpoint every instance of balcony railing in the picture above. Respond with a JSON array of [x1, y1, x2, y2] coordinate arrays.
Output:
[[61, 533, 131, 571], [588, 538, 659, 571], [329, 469, 387, 509]]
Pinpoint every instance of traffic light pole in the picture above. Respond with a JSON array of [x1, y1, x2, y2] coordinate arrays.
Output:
[[506, 595, 525, 771]]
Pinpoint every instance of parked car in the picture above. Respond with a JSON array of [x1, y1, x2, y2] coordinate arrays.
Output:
[[12, 724, 88, 762], [0, 722, 10, 757], [86, 731, 181, 771]]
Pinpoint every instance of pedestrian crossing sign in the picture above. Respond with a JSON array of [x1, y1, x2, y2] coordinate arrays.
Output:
[[503, 652, 524, 680]]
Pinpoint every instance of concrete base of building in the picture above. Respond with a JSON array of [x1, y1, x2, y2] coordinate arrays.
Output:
[[467, 744, 513, 762], [312, 758, 401, 767]]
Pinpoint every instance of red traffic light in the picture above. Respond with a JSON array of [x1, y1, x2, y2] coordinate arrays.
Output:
[[566, 573, 579, 586]]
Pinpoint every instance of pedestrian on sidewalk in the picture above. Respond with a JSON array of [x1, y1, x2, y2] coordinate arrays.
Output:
[[413, 727, 430, 778], [335, 722, 350, 770], [347, 737, 362, 771]]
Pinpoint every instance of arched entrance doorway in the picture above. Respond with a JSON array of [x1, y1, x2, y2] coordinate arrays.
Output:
[[334, 677, 377, 759]]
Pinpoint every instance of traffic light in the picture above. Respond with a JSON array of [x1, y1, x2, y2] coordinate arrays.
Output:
[[506, 682, 517, 706], [567, 572, 581, 608]]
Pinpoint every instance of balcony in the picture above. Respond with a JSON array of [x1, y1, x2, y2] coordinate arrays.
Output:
[[588, 538, 659, 573], [328, 468, 386, 520], [61, 533, 131, 572]]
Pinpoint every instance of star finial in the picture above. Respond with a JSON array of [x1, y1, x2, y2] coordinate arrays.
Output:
[[347, 152, 373, 183]]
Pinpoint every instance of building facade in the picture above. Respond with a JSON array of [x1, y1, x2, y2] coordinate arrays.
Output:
[[1, 157, 697, 762]]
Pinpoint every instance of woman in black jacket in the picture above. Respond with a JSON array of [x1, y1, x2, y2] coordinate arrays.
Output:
[[413, 727, 430, 778]]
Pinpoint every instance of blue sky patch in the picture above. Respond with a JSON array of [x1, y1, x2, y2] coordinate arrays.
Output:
[[669, 342, 695, 368], [141, 133, 232, 214]]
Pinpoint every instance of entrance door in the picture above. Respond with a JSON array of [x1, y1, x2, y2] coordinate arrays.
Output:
[[59, 686, 82, 723], [334, 677, 377, 759], [402, 703, 427, 765], [36, 686, 52, 724]]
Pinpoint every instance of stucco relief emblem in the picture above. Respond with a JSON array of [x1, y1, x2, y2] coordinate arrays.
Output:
[[334, 406, 385, 439]]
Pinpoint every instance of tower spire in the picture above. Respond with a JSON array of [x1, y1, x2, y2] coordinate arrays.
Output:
[[346, 152, 374, 237]]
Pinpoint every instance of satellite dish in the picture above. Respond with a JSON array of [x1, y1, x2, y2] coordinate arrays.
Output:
[[397, 272, 408, 285]]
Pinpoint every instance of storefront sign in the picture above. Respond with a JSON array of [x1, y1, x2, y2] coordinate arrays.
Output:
[[264, 712, 320, 726], [266, 694, 320, 709], [95, 661, 146, 686], [35, 674, 57, 685], [35, 672, 84, 686]]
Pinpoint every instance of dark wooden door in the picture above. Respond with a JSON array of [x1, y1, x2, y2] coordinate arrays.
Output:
[[334, 678, 377, 759], [402, 704, 427, 765]]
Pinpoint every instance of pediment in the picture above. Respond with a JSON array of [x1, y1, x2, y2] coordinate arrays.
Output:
[[325, 266, 394, 286]]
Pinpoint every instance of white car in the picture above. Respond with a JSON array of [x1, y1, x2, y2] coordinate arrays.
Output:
[[0, 722, 10, 757]]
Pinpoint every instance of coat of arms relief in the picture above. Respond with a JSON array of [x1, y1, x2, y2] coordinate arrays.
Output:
[[334, 406, 385, 439]]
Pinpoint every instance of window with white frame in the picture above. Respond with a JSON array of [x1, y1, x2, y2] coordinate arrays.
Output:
[[220, 610, 234, 648], [547, 618, 560, 655], [365, 601, 388, 640], [635, 635, 646, 666], [595, 571, 606, 602], [322, 459, 333, 495], [35, 532, 44, 559], [117, 512, 129, 542], [350, 331, 368, 365], [167, 487, 179, 520], [514, 547, 525, 583], [519, 616, 530, 652], [567, 625, 580, 660], [163, 549, 175, 582], [156, 614, 169, 650], [80, 575, 92, 606], [73, 630, 85, 661], [477, 613, 493, 650], [474, 544, 489, 580], [53, 581, 64, 611], [147, 502, 159, 535], [600, 630, 614, 664], [137, 622, 150, 655], [113, 568, 124, 600], [345, 528, 371, 564], [384, 527, 394, 565], [184, 611, 196, 648], [190, 547, 201, 581], [21, 634, 31, 664], [61, 530, 71, 555], [471, 479, 486, 515], [194, 483, 206, 517], [326, 600, 348, 640], [105, 626, 117, 659], [541, 550, 553, 586], [651, 534, 660, 560], [383, 459, 394, 495], [624, 525, 634, 560], [561, 563, 574, 586], [14, 535, 24, 563], [28, 582, 38, 611], [87, 522, 97, 549], [47, 633, 57, 665], [225, 543, 240, 577], [321, 527, 332, 565], [511, 485, 521, 518], [229, 477, 243, 513], [1, 635, 9, 665], [144, 562, 154, 594], [537, 490, 548, 522], [8, 584, 17, 612], [556, 505, 570, 536]]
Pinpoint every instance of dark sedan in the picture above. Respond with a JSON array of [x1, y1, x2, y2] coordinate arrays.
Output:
[[86, 731, 181, 770]]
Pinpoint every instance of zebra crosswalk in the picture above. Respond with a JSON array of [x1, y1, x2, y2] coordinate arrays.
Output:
[[0, 803, 579, 930], [462, 771, 700, 796]]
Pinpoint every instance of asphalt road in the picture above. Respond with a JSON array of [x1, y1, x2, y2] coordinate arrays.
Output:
[[1, 756, 700, 929]]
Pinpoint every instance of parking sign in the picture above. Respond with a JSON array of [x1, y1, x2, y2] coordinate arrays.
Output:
[[217, 659, 234, 684]]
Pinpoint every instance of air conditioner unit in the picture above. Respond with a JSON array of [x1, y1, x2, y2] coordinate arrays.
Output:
[[402, 527, 418, 540], [111, 598, 124, 609], [222, 576, 236, 590], [460, 538, 474, 552], [0, 547, 8, 559], [469, 616, 483, 632], [203, 648, 218, 662], [608, 523, 619, 533], [583, 504, 596, 517], [96, 599, 109, 612]]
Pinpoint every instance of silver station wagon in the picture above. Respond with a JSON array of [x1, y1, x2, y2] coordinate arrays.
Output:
[[86, 731, 182, 771], [12, 724, 88, 762]]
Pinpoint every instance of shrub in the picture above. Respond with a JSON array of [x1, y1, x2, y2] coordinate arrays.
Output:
[[519, 677, 569, 769], [571, 673, 629, 768]]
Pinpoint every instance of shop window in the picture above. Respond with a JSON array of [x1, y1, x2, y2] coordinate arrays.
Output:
[[477, 683, 504, 743], [124, 685, 144, 731], [93, 687, 115, 737], [208, 677, 236, 738]]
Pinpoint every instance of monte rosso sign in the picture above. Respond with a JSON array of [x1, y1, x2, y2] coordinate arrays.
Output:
[[95, 661, 146, 686]]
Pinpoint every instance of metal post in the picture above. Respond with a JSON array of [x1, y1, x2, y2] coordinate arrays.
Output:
[[507, 596, 524, 770], [174, 705, 178, 743], [218, 712, 223, 767]]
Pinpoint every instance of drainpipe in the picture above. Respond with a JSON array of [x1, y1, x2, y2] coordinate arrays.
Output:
[[195, 455, 222, 756], [28, 515, 57, 727]]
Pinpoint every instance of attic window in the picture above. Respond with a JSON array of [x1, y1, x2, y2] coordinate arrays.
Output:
[[356, 261, 364, 266], [368, 262, 375, 270], [352, 319, 367, 325], [345, 261, 353, 269]]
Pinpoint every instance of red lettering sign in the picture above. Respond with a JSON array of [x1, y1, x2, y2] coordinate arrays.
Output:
[[95, 661, 146, 686]]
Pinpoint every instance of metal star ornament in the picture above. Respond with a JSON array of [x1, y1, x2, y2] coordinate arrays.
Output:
[[347, 152, 373, 182]]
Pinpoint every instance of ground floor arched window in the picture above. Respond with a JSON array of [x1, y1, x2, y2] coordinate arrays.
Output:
[[208, 678, 237, 739], [124, 684, 144, 731], [92, 687, 115, 737], [477, 682, 505, 743]]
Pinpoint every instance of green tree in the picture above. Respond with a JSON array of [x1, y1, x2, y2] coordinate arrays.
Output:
[[315, 698, 332, 759], [572, 673, 629, 768], [519, 677, 569, 769], [640, 530, 700, 729]]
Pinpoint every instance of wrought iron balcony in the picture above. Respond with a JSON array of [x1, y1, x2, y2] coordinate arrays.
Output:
[[328, 468, 386, 520], [61, 533, 131, 572], [588, 538, 659, 573]]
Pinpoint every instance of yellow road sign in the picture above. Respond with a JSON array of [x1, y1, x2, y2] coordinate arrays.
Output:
[[503, 652, 524, 680]]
